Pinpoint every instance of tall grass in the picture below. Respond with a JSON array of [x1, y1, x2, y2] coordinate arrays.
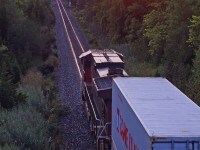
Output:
[[18, 86, 47, 113], [0, 69, 47, 149], [0, 67, 66, 149], [0, 106, 46, 149]]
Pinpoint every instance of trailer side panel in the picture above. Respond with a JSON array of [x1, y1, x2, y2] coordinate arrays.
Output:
[[112, 80, 151, 150]]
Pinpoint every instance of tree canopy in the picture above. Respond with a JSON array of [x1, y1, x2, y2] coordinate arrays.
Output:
[[78, 0, 200, 105]]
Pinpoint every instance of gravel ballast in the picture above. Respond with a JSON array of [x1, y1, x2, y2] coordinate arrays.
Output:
[[51, 0, 95, 149]]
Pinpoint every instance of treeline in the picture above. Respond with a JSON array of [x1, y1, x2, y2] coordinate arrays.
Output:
[[0, 0, 64, 149], [76, 0, 200, 105]]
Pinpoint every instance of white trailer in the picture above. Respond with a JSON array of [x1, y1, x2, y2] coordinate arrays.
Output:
[[112, 77, 200, 150]]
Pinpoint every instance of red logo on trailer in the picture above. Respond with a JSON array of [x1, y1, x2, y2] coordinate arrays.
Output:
[[117, 108, 139, 150]]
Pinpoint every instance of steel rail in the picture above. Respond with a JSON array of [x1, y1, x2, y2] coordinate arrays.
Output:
[[58, 0, 85, 53], [56, 0, 82, 79], [56, 0, 100, 123], [56, 2, 109, 149], [56, 0, 101, 123]]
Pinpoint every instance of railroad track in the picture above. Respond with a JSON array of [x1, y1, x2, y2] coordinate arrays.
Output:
[[56, 0, 86, 79], [53, 0, 95, 149]]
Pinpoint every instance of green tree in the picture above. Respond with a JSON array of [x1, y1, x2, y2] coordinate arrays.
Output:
[[144, 0, 193, 90], [107, 0, 125, 42], [187, 16, 200, 105], [78, 0, 200, 96], [0, 45, 25, 109], [162, 0, 193, 90]]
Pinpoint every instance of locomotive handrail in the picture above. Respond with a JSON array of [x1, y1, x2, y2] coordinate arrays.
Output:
[[97, 122, 111, 140], [97, 122, 111, 149], [84, 82, 101, 124]]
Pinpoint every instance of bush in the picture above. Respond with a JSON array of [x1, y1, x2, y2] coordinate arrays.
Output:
[[126, 60, 159, 77], [111, 44, 132, 57], [18, 69, 47, 113], [46, 55, 59, 68], [20, 69, 44, 89], [18, 86, 47, 113], [0, 78, 26, 109], [0, 106, 47, 149]]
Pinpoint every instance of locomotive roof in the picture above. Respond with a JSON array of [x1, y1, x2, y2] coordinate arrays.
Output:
[[79, 49, 124, 64], [113, 77, 200, 138], [79, 49, 123, 57]]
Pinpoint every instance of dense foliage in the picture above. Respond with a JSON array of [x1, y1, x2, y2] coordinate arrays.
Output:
[[0, 0, 64, 149], [0, 0, 55, 108], [75, 0, 200, 105]]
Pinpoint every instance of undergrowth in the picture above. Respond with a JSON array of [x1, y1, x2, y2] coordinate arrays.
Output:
[[0, 66, 67, 150]]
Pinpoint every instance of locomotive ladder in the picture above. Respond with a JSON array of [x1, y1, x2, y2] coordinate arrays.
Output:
[[84, 83, 111, 149]]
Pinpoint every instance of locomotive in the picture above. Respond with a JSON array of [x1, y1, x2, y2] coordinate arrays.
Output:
[[79, 49, 200, 150], [79, 49, 128, 149]]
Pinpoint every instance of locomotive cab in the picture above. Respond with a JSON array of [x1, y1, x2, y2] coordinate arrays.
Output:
[[79, 49, 128, 149]]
